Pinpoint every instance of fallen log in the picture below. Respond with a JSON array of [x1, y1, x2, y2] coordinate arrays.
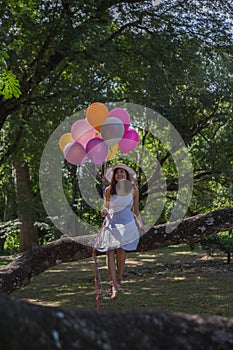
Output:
[[0, 292, 233, 350], [0, 207, 232, 294]]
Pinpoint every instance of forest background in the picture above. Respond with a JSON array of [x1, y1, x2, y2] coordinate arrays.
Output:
[[0, 0, 232, 254]]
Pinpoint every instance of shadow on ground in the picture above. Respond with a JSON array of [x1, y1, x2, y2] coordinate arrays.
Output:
[[4, 245, 233, 317]]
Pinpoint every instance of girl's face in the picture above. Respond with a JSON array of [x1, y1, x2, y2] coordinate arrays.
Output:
[[114, 168, 127, 182]]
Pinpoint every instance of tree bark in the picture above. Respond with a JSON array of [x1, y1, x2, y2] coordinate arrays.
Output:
[[13, 160, 38, 252], [0, 207, 233, 294], [1, 292, 233, 350]]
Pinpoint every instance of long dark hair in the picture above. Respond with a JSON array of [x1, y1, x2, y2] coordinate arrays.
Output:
[[110, 168, 131, 195]]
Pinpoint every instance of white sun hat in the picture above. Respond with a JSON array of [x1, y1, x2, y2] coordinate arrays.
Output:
[[105, 163, 136, 182]]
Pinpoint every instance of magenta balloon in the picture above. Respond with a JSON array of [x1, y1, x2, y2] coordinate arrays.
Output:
[[71, 119, 95, 147], [118, 128, 139, 153], [100, 116, 124, 147], [108, 108, 130, 131], [63, 142, 86, 165], [86, 138, 108, 165]]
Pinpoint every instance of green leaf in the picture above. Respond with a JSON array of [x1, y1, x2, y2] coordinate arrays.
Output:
[[0, 69, 21, 99]]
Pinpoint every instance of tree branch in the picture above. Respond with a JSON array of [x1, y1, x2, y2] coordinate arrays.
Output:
[[0, 207, 233, 294]]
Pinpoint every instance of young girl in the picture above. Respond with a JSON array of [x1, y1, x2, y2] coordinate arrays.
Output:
[[94, 163, 147, 299]]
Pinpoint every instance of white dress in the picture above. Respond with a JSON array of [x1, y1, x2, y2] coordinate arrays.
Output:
[[94, 192, 140, 252]]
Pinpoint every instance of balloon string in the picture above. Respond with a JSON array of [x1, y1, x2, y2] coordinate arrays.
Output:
[[93, 161, 107, 310], [101, 162, 106, 198], [85, 164, 100, 183], [93, 218, 107, 310], [93, 250, 100, 311]]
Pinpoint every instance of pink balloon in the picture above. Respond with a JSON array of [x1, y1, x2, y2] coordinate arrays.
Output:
[[118, 128, 139, 153], [108, 108, 131, 131], [100, 116, 124, 147], [86, 138, 108, 165], [63, 142, 86, 165], [71, 119, 95, 147]]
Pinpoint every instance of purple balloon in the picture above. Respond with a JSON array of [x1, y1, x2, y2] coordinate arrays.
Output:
[[63, 142, 86, 165], [86, 138, 108, 165], [118, 128, 139, 153], [108, 108, 131, 131]]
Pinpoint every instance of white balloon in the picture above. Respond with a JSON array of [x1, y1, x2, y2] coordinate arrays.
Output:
[[100, 116, 124, 147]]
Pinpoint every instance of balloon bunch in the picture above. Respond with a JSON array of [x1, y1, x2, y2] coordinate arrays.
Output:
[[59, 102, 139, 165]]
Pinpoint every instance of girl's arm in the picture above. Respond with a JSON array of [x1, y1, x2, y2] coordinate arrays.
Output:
[[101, 186, 110, 217], [133, 188, 148, 232]]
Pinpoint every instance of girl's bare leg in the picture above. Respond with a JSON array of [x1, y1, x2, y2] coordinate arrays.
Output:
[[116, 248, 126, 286], [106, 250, 120, 293]]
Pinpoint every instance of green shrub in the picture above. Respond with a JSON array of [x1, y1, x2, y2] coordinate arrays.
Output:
[[192, 230, 233, 264], [0, 219, 20, 254]]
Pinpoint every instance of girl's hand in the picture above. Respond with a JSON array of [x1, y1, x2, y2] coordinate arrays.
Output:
[[135, 214, 149, 233], [140, 224, 150, 233], [101, 207, 109, 217]]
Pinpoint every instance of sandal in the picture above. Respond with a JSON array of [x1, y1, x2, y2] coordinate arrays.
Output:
[[110, 286, 118, 299]]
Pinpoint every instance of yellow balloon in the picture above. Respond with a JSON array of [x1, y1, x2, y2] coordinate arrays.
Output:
[[105, 144, 118, 161], [59, 133, 74, 152], [86, 102, 109, 131]]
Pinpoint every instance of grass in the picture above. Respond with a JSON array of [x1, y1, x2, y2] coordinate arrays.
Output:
[[1, 245, 233, 317]]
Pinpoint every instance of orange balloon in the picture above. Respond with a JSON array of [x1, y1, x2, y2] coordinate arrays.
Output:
[[59, 133, 74, 152], [86, 102, 109, 131], [105, 144, 118, 162]]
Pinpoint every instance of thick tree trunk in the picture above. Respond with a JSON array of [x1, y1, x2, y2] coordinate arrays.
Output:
[[0, 207, 233, 294], [1, 292, 233, 350], [13, 160, 38, 252]]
